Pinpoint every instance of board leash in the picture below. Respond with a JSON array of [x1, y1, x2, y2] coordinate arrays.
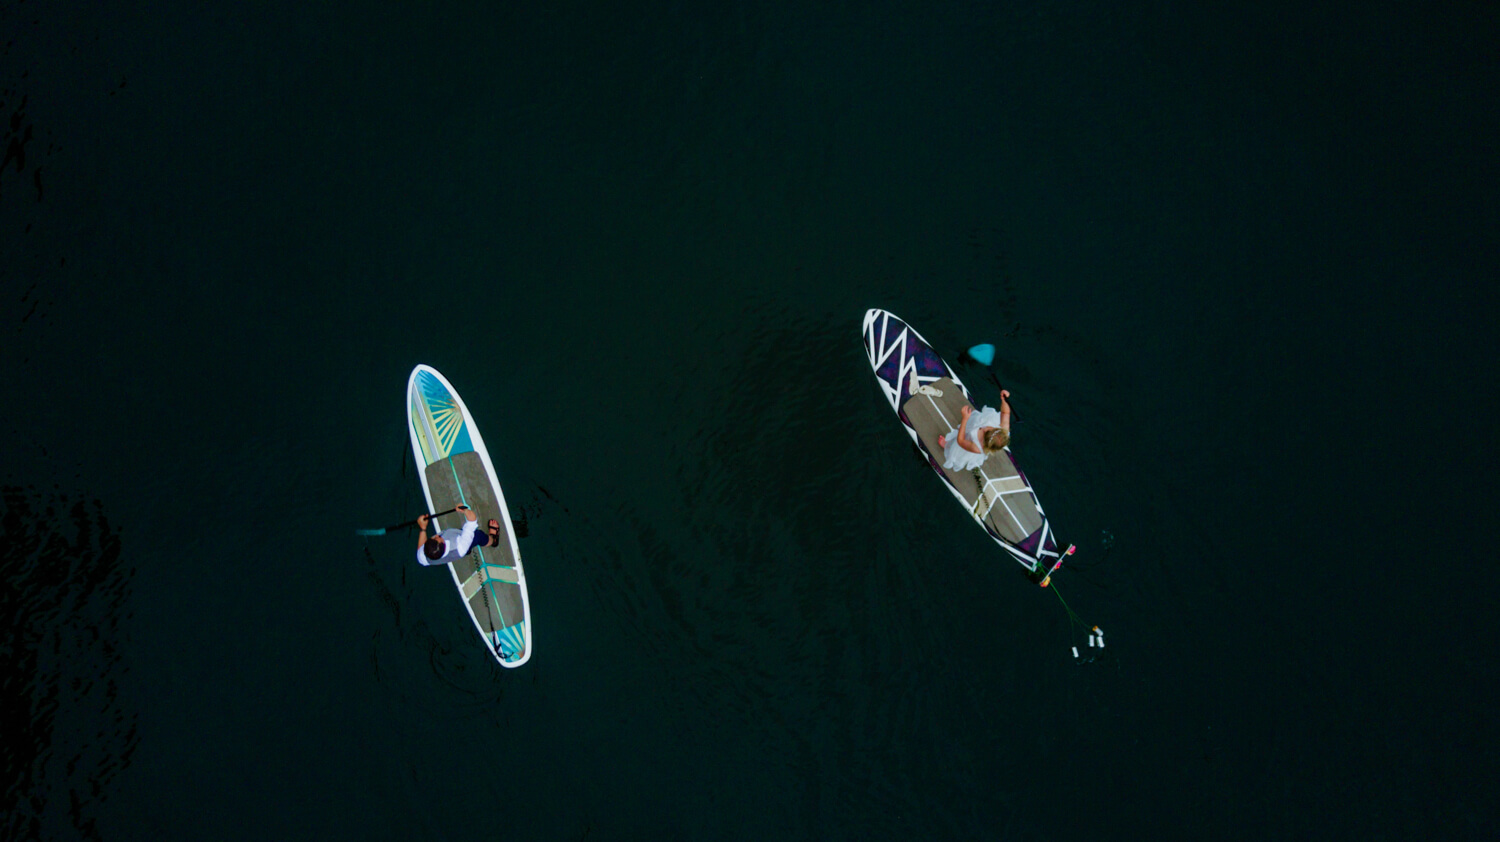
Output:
[[970, 468, 992, 519], [1034, 545, 1109, 659]]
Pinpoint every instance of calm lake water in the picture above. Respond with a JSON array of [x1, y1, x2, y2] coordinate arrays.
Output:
[[4, 1, 1497, 838]]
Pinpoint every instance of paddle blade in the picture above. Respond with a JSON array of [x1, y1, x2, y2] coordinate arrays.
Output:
[[354, 528, 387, 536], [967, 343, 995, 366]]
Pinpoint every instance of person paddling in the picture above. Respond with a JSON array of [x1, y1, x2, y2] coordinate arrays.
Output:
[[415, 505, 502, 566], [937, 389, 1012, 471]]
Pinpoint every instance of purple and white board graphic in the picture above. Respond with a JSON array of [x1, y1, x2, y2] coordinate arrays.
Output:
[[861, 308, 1061, 575]]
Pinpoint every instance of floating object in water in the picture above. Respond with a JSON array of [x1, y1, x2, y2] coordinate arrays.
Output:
[[1097, 637, 1105, 649], [1088, 635, 1095, 647], [1072, 646, 1079, 658]]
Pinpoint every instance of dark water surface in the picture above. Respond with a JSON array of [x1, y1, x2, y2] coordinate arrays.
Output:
[[4, 1, 1497, 838]]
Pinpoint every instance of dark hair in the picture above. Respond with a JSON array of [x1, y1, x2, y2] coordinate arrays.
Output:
[[424, 537, 445, 560]]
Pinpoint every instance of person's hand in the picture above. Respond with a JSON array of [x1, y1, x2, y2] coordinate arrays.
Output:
[[961, 405, 973, 419], [416, 514, 430, 529], [1000, 390, 1010, 399], [457, 505, 477, 521]]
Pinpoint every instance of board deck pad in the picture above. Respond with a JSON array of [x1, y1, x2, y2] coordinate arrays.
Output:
[[900, 378, 1045, 546], [424, 453, 526, 638], [862, 309, 1061, 574], [408, 365, 531, 667]]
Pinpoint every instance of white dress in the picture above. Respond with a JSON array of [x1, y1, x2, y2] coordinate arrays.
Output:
[[941, 406, 1004, 471]]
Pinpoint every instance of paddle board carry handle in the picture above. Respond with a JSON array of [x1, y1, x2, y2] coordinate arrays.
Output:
[[1038, 544, 1076, 587]]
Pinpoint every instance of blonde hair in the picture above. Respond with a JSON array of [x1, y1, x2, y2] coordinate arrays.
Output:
[[982, 428, 1009, 454]]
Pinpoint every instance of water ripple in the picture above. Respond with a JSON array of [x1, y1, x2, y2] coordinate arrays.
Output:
[[1, 487, 137, 841]]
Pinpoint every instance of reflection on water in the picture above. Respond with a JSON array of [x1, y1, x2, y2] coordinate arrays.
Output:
[[0, 487, 137, 840]]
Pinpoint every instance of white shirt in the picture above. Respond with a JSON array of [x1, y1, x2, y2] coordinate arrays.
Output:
[[416, 519, 479, 566]]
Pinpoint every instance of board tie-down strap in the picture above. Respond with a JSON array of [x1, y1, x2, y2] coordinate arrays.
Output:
[[908, 370, 944, 398]]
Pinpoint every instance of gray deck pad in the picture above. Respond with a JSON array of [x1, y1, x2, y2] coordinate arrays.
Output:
[[901, 378, 1045, 545], [424, 451, 527, 642]]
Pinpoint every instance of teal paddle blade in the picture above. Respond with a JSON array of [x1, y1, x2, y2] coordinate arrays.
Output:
[[967, 343, 995, 366]]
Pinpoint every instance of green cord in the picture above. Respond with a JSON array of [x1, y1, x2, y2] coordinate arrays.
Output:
[[1050, 580, 1087, 630]]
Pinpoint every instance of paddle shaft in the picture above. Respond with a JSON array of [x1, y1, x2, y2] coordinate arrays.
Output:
[[412, 507, 459, 532], [358, 507, 458, 536], [984, 370, 1020, 424], [962, 345, 1020, 423]]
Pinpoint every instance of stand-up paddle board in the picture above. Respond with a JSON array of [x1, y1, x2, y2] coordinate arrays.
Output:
[[407, 364, 531, 666], [862, 309, 1064, 579]]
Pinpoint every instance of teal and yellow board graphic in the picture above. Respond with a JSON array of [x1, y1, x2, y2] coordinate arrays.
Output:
[[410, 368, 475, 462]]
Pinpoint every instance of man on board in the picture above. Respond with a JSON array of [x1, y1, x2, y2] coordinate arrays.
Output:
[[415, 505, 501, 566]]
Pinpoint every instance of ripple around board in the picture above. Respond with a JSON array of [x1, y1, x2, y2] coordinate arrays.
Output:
[[361, 542, 507, 714], [639, 303, 1144, 836], [542, 306, 1033, 834], [0, 487, 138, 841]]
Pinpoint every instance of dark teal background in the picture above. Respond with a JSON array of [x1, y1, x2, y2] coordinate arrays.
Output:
[[4, 1, 1497, 838]]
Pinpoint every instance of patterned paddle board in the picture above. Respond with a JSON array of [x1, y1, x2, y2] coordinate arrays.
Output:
[[407, 364, 532, 666], [861, 309, 1063, 577]]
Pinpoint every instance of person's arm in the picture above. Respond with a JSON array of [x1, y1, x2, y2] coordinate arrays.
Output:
[[955, 405, 983, 453], [457, 505, 477, 522], [453, 511, 480, 556], [999, 390, 1012, 432], [416, 513, 431, 550]]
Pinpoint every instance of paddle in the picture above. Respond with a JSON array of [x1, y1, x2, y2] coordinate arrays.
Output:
[[958, 343, 1020, 423], [355, 507, 457, 536]]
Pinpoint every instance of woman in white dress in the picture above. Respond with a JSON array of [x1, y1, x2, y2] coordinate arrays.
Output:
[[937, 390, 1012, 471]]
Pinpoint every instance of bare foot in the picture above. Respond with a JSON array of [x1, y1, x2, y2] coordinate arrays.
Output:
[[938, 435, 947, 448]]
